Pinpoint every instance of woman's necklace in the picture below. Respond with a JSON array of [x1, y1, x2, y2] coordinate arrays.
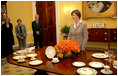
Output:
[[6, 23, 10, 28]]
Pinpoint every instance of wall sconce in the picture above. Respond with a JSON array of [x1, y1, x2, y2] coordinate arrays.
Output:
[[64, 7, 73, 15]]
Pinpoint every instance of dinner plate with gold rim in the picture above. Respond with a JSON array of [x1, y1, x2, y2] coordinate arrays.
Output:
[[29, 60, 43, 65], [89, 62, 104, 68], [13, 55, 26, 60], [27, 53, 37, 57], [92, 53, 108, 58], [72, 62, 86, 67], [45, 46, 56, 59], [77, 67, 97, 75]]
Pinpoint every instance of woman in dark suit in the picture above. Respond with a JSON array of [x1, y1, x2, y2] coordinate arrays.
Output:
[[1, 17, 14, 56]]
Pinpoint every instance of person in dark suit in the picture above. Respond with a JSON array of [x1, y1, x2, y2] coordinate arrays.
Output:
[[1, 17, 14, 56], [32, 14, 43, 48]]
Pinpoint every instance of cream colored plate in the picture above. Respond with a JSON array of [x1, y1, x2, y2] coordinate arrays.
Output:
[[92, 53, 108, 58], [16, 50, 25, 54], [113, 60, 117, 69], [77, 67, 97, 75], [72, 62, 86, 67], [28, 46, 35, 52], [13, 56, 26, 60], [29, 60, 43, 65], [27, 54, 37, 57], [18, 59, 25, 63], [89, 62, 104, 68], [101, 69, 113, 74], [45, 46, 56, 59]]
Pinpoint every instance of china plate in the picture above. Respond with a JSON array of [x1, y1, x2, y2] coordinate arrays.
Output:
[[77, 67, 97, 75], [13, 55, 26, 60], [18, 59, 25, 63], [92, 53, 108, 58], [113, 61, 117, 69], [89, 62, 104, 68], [101, 69, 113, 74], [16, 50, 25, 54], [29, 60, 43, 65], [28, 46, 35, 52], [72, 62, 86, 67], [27, 54, 37, 57], [45, 46, 56, 59], [113, 66, 117, 69]]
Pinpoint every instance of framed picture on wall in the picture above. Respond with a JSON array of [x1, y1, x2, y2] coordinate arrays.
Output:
[[1, 1, 7, 24], [82, 1, 117, 19]]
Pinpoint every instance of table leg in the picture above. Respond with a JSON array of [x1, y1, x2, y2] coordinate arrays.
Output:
[[34, 69, 48, 75]]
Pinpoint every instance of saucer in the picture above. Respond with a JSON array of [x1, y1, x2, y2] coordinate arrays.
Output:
[[18, 59, 25, 63], [30, 57, 37, 61], [101, 69, 113, 74]]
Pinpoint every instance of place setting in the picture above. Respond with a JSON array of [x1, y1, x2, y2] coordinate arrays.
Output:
[[12, 46, 40, 63], [77, 67, 98, 75], [29, 60, 43, 66], [45, 46, 60, 64], [72, 61, 86, 67]]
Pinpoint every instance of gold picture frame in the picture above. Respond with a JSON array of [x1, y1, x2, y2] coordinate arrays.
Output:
[[82, 1, 117, 19]]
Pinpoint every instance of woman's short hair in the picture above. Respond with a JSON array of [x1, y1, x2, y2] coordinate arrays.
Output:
[[71, 10, 81, 19], [17, 19, 22, 22]]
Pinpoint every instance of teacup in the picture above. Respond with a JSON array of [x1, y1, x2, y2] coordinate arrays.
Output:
[[52, 58, 58, 62], [113, 61, 117, 66], [104, 65, 110, 72], [30, 57, 36, 60], [18, 57, 25, 62]]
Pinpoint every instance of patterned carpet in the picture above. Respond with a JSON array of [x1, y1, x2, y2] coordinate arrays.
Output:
[[1, 58, 57, 75], [1, 58, 36, 75]]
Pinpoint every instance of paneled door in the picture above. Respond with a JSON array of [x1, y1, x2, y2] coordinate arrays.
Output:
[[36, 1, 56, 46]]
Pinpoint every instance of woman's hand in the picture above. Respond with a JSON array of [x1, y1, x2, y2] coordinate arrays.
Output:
[[36, 31, 39, 35], [20, 37, 24, 39]]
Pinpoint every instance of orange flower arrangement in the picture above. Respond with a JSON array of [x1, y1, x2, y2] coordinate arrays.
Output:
[[54, 40, 80, 57]]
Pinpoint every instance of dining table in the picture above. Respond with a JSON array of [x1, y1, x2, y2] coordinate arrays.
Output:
[[7, 48, 117, 75]]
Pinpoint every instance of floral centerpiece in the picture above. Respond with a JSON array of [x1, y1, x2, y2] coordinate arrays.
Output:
[[54, 40, 80, 58]]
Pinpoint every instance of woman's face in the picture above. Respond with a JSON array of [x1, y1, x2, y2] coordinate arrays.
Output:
[[6, 18, 9, 23], [72, 13, 79, 21], [17, 21, 21, 25]]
